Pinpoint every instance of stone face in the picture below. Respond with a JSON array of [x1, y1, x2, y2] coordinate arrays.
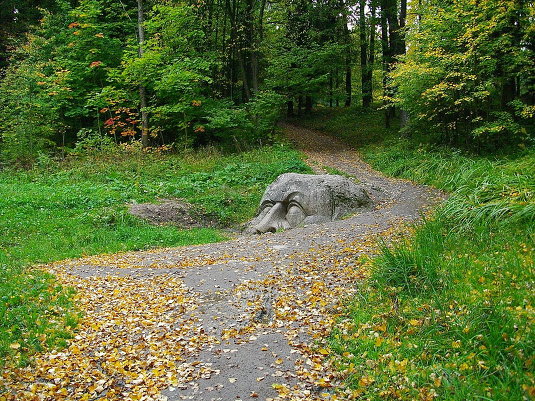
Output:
[[246, 173, 372, 234]]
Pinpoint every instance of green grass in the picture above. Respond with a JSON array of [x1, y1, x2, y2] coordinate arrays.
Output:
[[0, 143, 310, 367], [293, 104, 400, 146], [308, 107, 534, 400], [323, 165, 354, 179], [372, 218, 445, 296]]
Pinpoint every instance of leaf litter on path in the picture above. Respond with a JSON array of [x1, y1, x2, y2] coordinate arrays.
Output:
[[0, 125, 443, 401]]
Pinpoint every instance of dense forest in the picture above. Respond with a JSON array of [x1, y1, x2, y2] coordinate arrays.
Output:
[[0, 0, 533, 164]]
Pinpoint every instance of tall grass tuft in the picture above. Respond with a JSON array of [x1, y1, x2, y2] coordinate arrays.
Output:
[[372, 219, 445, 295]]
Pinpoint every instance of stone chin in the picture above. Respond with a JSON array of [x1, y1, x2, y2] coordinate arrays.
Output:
[[246, 173, 372, 234]]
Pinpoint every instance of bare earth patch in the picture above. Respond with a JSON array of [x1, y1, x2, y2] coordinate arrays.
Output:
[[129, 199, 216, 228], [0, 125, 444, 401]]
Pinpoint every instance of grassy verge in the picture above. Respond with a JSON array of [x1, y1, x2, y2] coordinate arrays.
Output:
[[0, 143, 309, 367], [301, 107, 534, 400]]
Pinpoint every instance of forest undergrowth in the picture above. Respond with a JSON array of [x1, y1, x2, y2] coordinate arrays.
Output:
[[301, 107, 534, 400]]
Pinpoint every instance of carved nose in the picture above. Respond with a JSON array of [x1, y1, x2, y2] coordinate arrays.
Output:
[[253, 202, 290, 234]]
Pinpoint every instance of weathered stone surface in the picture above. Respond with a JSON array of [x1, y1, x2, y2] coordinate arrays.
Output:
[[246, 173, 372, 234]]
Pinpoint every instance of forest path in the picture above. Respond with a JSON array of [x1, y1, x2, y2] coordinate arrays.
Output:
[[2, 125, 444, 401]]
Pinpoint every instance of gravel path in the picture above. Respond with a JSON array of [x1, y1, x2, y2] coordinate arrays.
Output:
[[1, 124, 444, 401]]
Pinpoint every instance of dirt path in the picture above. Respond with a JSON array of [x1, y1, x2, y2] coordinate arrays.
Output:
[[1, 125, 444, 401]]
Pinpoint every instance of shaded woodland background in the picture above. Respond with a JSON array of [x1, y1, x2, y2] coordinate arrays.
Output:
[[0, 0, 533, 164]]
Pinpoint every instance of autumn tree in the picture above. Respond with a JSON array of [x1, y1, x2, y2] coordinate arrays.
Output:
[[391, 0, 534, 147], [0, 0, 124, 163]]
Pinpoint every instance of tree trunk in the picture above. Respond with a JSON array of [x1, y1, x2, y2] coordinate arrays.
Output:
[[399, 0, 407, 52], [380, 0, 407, 127], [384, 0, 401, 57], [243, 0, 255, 99], [252, 0, 267, 95], [398, 0, 408, 124], [501, 77, 517, 107], [239, 54, 251, 102], [287, 100, 294, 116], [345, 62, 351, 107], [344, 18, 352, 107], [137, 0, 149, 148], [329, 72, 333, 107], [305, 95, 313, 114], [335, 68, 340, 107], [400, 109, 409, 128], [368, 3, 376, 103], [380, 1, 391, 128], [360, 0, 371, 107]]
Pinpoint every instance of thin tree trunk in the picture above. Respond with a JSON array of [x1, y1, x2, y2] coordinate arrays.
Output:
[[221, 5, 229, 97], [225, 0, 238, 102], [385, 0, 401, 57], [335, 68, 340, 107], [368, 3, 376, 104], [243, 0, 255, 98], [329, 72, 333, 107], [344, 23, 352, 107], [137, 0, 149, 148], [287, 100, 294, 116], [399, 0, 407, 53], [305, 95, 313, 113], [240, 55, 251, 102], [251, 0, 267, 95], [398, 0, 408, 128], [345, 60, 352, 107], [380, 1, 391, 128], [360, 0, 371, 107]]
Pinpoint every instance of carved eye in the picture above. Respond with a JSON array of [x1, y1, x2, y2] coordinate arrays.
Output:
[[286, 203, 306, 227], [258, 202, 273, 218]]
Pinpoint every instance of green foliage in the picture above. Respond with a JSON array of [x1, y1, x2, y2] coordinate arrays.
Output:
[[0, 143, 309, 366], [2, 0, 534, 164], [0, 56, 61, 165], [0, 0, 66, 70], [266, 41, 344, 102], [0, 0, 125, 164], [0, 0, 287, 163], [245, 91, 286, 137], [121, 3, 213, 143], [333, 219, 533, 400], [72, 128, 116, 155], [391, 0, 534, 148], [115, 3, 283, 148], [264, 0, 351, 110]]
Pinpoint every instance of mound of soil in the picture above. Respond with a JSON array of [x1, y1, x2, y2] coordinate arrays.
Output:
[[128, 199, 215, 228]]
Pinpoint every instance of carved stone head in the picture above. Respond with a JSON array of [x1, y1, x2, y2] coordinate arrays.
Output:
[[246, 173, 372, 234]]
